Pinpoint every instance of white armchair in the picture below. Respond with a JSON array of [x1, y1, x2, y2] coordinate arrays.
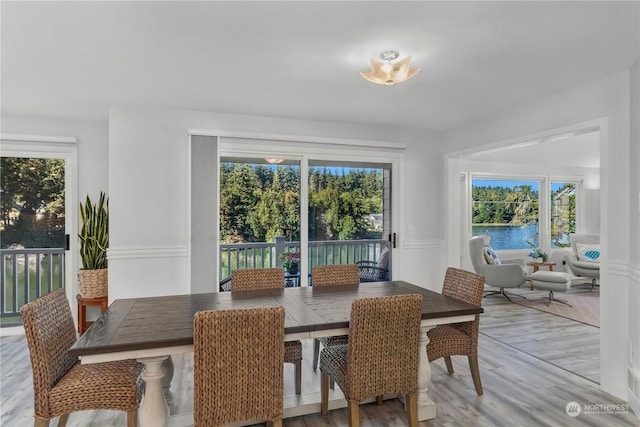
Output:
[[564, 233, 600, 287], [469, 236, 527, 301]]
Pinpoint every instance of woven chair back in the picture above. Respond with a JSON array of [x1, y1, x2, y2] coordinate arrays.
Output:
[[231, 268, 285, 291], [193, 307, 285, 426], [441, 267, 484, 338], [345, 294, 423, 401], [312, 264, 359, 287], [20, 288, 79, 417]]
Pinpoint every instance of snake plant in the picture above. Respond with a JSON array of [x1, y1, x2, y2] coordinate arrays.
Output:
[[79, 192, 109, 270]]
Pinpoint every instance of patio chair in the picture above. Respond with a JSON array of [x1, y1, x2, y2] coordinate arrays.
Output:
[[311, 264, 360, 373], [194, 306, 284, 427], [231, 268, 303, 395], [20, 288, 143, 427], [356, 243, 390, 282], [564, 233, 600, 288], [319, 294, 423, 426], [469, 235, 526, 301], [427, 267, 485, 395]]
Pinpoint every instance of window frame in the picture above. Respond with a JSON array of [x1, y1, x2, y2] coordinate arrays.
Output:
[[469, 173, 582, 254]]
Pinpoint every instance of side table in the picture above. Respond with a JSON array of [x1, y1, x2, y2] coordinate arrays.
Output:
[[527, 261, 556, 272], [77, 294, 108, 334]]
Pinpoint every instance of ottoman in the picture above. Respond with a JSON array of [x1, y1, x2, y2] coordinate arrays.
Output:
[[530, 271, 572, 306]]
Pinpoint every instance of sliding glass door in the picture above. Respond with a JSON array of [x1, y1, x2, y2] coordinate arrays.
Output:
[[216, 154, 393, 287]]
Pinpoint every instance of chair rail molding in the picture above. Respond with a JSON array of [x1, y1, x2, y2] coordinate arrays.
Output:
[[108, 246, 188, 260], [608, 259, 630, 278], [403, 239, 445, 250]]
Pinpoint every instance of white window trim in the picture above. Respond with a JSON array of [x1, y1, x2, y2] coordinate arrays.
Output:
[[468, 173, 583, 254], [1, 135, 79, 332]]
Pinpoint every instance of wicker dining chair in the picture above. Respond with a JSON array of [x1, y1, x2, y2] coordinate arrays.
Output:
[[311, 264, 360, 372], [427, 267, 485, 395], [319, 294, 423, 427], [231, 268, 303, 395], [20, 288, 143, 427], [194, 307, 284, 427]]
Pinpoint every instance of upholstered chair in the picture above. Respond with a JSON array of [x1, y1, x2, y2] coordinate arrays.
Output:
[[194, 307, 284, 427], [311, 264, 360, 372], [564, 233, 600, 287], [427, 267, 485, 395], [319, 294, 423, 426], [20, 288, 143, 427], [231, 267, 303, 394], [469, 235, 526, 301]]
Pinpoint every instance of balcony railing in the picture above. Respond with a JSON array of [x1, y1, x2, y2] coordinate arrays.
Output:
[[1, 248, 65, 326], [220, 236, 387, 283], [0, 240, 386, 324]]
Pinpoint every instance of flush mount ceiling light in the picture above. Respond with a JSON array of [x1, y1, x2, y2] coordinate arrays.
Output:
[[360, 50, 420, 86], [265, 158, 284, 164]]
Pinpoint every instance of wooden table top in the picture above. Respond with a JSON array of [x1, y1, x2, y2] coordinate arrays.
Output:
[[69, 280, 483, 358]]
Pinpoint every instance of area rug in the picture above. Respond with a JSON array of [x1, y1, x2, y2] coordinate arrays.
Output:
[[512, 289, 600, 327]]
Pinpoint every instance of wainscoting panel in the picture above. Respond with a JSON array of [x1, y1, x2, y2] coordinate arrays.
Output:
[[107, 246, 190, 302]]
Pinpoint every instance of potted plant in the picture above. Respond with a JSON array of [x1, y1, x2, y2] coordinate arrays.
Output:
[[78, 192, 109, 298], [526, 240, 548, 262], [279, 251, 300, 274]]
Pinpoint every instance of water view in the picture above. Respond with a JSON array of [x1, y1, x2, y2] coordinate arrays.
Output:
[[472, 224, 538, 250]]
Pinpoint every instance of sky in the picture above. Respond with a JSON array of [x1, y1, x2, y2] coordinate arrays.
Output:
[[473, 179, 568, 192]]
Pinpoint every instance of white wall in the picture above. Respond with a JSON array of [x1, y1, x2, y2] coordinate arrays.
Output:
[[444, 71, 632, 402], [107, 105, 447, 301], [1, 115, 109, 199]]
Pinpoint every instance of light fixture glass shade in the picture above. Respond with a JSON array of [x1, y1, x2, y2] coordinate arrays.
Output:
[[265, 158, 284, 164], [360, 55, 420, 86]]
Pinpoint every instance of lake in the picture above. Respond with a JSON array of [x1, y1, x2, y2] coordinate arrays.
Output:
[[472, 224, 538, 250]]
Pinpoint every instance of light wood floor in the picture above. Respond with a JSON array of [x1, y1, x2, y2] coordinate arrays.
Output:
[[2, 292, 638, 427]]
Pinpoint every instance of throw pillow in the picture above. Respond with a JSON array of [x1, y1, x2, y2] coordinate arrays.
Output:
[[377, 247, 390, 279], [483, 246, 502, 265], [576, 243, 600, 263]]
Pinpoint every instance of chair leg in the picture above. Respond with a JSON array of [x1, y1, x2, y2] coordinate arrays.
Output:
[[126, 409, 137, 427], [444, 356, 454, 374], [321, 373, 330, 416], [57, 414, 69, 427], [313, 339, 320, 371], [406, 392, 418, 427], [294, 359, 302, 395], [376, 395, 383, 405], [347, 401, 360, 427], [545, 291, 572, 307], [267, 418, 282, 427], [34, 417, 50, 427], [468, 354, 483, 396]]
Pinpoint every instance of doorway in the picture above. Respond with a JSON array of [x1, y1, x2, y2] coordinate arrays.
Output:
[[0, 137, 78, 328]]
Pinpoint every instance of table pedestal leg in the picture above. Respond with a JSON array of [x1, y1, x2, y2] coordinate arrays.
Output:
[[138, 356, 169, 427], [162, 356, 175, 414], [417, 325, 436, 420]]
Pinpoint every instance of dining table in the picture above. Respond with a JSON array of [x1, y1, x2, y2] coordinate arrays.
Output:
[[69, 280, 483, 427]]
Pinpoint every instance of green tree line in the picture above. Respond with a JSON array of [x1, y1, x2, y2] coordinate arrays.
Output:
[[220, 163, 383, 243], [1, 157, 65, 248], [472, 185, 538, 226], [472, 183, 575, 247]]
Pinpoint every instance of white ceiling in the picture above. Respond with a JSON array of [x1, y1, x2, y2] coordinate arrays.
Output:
[[462, 130, 601, 168], [1, 1, 638, 132]]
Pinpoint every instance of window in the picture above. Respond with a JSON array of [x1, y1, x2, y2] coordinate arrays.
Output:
[[471, 177, 581, 252], [550, 182, 576, 248], [471, 179, 539, 250]]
